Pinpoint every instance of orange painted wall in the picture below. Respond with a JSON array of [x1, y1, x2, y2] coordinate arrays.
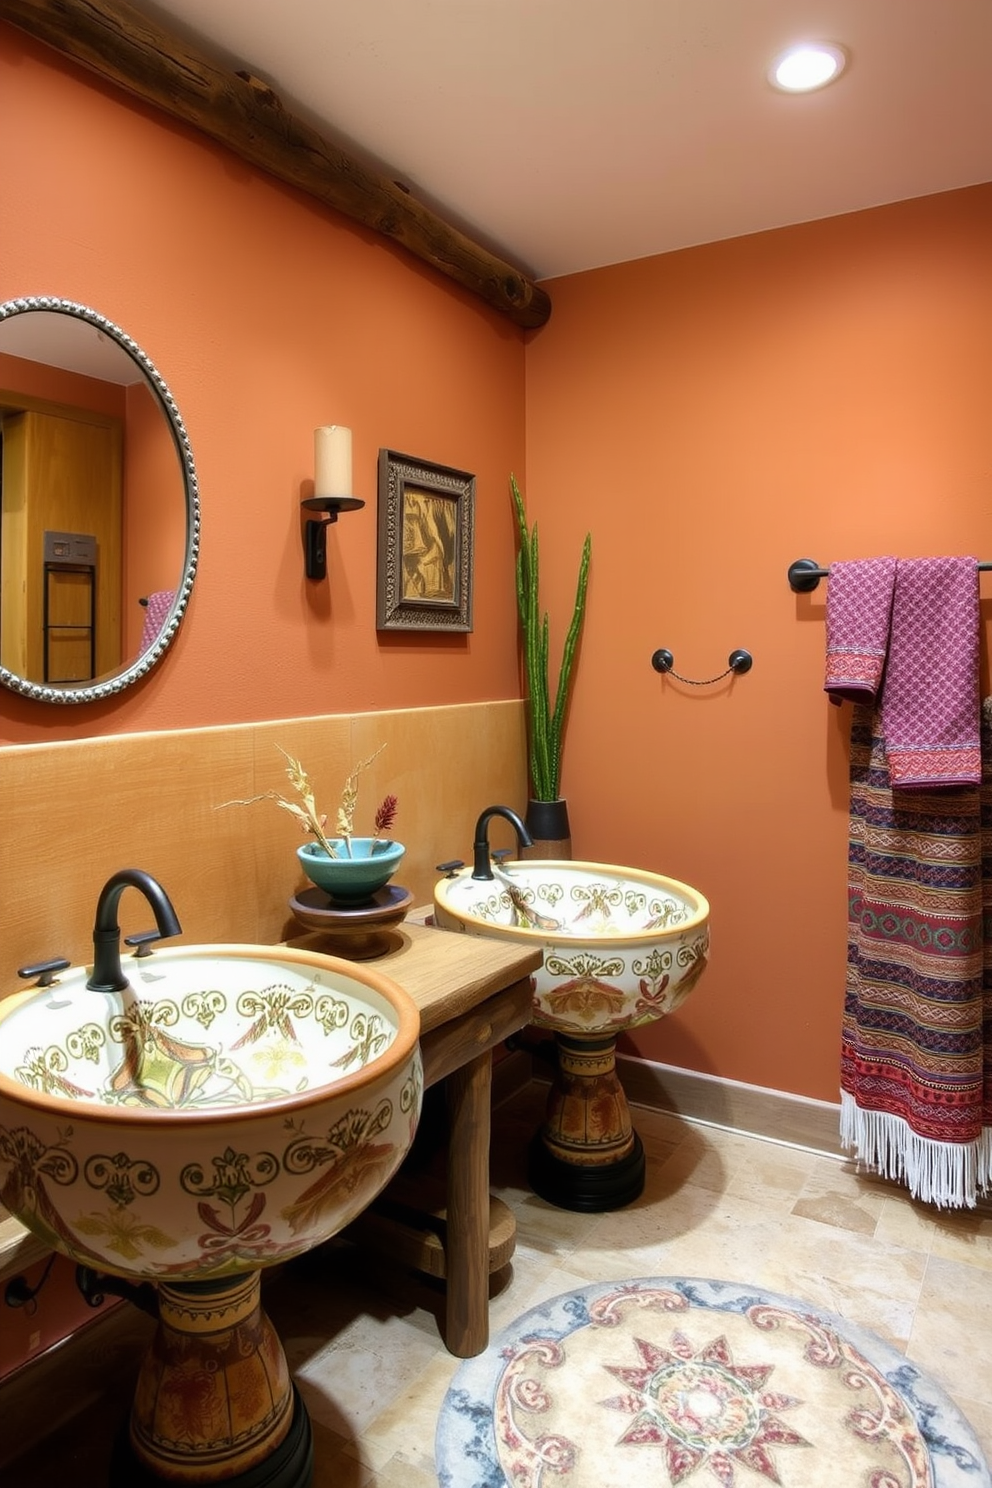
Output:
[[4, 23, 992, 1106], [123, 380, 189, 658], [0, 24, 525, 744], [525, 184, 992, 1101]]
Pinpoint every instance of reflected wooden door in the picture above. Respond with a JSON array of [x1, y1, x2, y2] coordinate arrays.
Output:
[[1, 407, 122, 682]]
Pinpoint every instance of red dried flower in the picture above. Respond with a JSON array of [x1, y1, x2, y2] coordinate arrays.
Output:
[[373, 794, 398, 835]]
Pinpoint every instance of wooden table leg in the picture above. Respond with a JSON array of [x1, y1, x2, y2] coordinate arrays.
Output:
[[443, 1050, 492, 1357]]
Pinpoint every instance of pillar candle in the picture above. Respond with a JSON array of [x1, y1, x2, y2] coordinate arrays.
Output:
[[314, 426, 352, 497]]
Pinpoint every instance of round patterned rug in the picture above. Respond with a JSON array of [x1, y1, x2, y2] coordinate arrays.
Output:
[[435, 1278, 990, 1488]]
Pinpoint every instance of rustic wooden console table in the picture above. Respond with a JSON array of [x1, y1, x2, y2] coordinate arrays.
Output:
[[291, 917, 541, 1358]]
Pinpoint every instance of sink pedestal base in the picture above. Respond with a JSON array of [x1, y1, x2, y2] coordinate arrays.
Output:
[[111, 1271, 313, 1487], [529, 1032, 646, 1212]]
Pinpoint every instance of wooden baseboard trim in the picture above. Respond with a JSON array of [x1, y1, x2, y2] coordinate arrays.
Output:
[[616, 1054, 845, 1156]]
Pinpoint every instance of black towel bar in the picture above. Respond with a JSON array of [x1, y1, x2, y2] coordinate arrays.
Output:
[[788, 557, 992, 593]]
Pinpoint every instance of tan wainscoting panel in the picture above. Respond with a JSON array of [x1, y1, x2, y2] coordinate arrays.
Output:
[[0, 699, 527, 993]]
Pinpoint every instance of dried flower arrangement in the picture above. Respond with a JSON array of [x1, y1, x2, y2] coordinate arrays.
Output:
[[224, 745, 398, 859]]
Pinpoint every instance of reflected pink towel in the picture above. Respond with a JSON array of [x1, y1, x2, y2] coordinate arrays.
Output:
[[881, 558, 981, 788], [140, 590, 174, 652], [824, 557, 897, 704]]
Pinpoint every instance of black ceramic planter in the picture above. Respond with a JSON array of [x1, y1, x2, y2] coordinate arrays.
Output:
[[522, 798, 572, 860]]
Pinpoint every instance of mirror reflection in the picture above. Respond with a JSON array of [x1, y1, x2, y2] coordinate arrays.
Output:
[[0, 298, 199, 704]]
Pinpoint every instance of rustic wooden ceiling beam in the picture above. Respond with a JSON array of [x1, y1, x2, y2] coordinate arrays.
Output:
[[0, 0, 552, 329]]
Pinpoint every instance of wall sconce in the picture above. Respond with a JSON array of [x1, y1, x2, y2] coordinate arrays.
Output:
[[302, 425, 364, 580]]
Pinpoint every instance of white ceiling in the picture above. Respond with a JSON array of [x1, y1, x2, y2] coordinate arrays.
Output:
[[132, 0, 992, 283], [0, 306, 148, 382]]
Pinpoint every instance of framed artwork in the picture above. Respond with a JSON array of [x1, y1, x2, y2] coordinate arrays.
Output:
[[376, 449, 475, 631]]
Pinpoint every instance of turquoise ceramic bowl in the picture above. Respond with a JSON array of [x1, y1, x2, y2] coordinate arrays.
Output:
[[298, 839, 405, 904]]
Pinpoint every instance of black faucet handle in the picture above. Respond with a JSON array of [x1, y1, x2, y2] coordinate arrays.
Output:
[[18, 957, 71, 988], [435, 859, 465, 877], [124, 930, 169, 958]]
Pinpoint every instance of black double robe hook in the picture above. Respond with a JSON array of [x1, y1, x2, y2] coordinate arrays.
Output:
[[651, 649, 753, 685]]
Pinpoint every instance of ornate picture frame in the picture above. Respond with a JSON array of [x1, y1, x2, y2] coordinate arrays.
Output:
[[376, 450, 475, 632]]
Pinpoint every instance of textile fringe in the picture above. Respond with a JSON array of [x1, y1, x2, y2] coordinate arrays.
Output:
[[840, 1090, 992, 1209]]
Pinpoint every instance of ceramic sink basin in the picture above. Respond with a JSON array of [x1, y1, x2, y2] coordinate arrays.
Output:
[[0, 943, 422, 1282], [434, 860, 710, 1034]]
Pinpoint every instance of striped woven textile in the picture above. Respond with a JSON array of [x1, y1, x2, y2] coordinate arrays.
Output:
[[841, 702, 992, 1207]]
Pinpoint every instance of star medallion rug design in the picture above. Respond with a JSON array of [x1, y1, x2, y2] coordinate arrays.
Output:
[[435, 1278, 990, 1488]]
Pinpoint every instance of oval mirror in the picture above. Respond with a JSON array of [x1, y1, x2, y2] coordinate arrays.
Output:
[[0, 297, 199, 704]]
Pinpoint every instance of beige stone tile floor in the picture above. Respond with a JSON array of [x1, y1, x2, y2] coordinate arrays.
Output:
[[2, 1080, 991, 1485]]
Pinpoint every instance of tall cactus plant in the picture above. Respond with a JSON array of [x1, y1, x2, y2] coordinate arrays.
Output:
[[510, 475, 592, 802]]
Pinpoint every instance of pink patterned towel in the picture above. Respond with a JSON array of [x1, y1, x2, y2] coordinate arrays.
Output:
[[140, 590, 174, 652], [824, 557, 897, 704], [824, 556, 981, 789], [881, 557, 981, 788]]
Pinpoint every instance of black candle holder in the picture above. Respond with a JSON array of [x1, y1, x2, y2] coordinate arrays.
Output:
[[301, 496, 365, 580]]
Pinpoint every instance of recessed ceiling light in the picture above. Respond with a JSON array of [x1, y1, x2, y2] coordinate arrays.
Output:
[[769, 43, 847, 93]]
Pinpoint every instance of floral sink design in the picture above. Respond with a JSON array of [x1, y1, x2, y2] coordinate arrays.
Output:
[[434, 860, 710, 1034], [0, 944, 422, 1281]]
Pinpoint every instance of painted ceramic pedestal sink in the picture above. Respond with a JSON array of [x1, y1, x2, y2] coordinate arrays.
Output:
[[0, 938, 422, 1487], [434, 860, 709, 1213]]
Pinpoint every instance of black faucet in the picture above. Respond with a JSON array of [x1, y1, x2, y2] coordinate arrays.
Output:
[[86, 869, 182, 992], [472, 806, 533, 880]]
